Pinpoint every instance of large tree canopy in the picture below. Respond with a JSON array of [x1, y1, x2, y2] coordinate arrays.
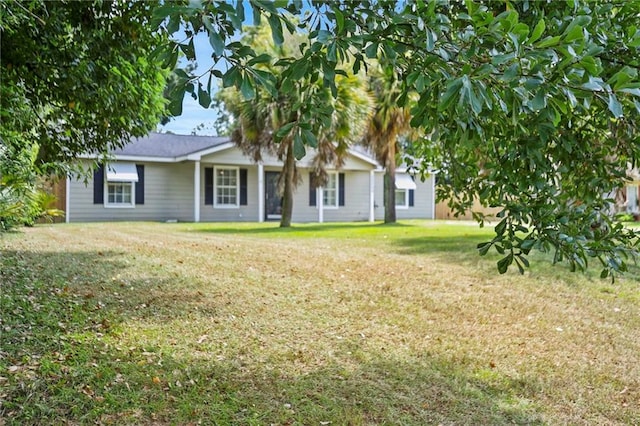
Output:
[[155, 0, 640, 276], [0, 0, 168, 171]]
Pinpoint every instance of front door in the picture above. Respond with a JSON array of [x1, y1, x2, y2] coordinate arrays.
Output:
[[265, 171, 282, 220]]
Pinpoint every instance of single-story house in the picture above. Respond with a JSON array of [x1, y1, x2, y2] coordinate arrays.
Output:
[[65, 133, 435, 223]]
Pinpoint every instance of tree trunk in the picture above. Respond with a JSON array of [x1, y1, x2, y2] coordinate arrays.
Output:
[[280, 139, 295, 228], [384, 144, 396, 224]]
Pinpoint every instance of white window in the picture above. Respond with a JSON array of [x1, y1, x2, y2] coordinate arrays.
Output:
[[323, 172, 338, 208], [104, 162, 137, 208], [395, 189, 408, 209], [108, 183, 133, 204], [215, 166, 239, 208], [394, 173, 415, 209]]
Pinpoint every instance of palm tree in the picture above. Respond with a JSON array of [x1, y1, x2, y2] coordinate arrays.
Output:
[[218, 27, 372, 227], [363, 65, 415, 224]]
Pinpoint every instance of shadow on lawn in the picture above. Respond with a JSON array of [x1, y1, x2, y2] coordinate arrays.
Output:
[[152, 354, 547, 425], [393, 234, 491, 254], [1, 248, 544, 425], [1, 249, 218, 323], [189, 221, 413, 235]]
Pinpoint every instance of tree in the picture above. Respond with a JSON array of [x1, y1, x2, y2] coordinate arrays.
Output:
[[153, 1, 640, 275], [0, 0, 168, 171], [363, 64, 417, 224], [217, 26, 372, 227], [1, 0, 169, 230]]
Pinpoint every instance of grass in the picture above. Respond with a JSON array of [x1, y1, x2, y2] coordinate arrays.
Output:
[[1, 220, 639, 425]]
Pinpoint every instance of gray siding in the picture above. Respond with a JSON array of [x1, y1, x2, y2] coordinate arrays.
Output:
[[68, 161, 194, 222], [199, 164, 260, 222], [68, 159, 433, 223], [292, 170, 373, 222], [374, 173, 435, 220]]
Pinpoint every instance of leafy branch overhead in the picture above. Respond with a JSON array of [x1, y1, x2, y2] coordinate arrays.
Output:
[[155, 0, 639, 277]]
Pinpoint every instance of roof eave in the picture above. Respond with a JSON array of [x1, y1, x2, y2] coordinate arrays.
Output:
[[186, 142, 237, 160]]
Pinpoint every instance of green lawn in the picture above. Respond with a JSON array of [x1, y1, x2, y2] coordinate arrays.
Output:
[[1, 221, 639, 425]]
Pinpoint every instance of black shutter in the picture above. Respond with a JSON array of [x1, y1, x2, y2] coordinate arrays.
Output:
[[93, 164, 104, 204], [239, 168, 248, 205], [204, 167, 213, 205], [309, 172, 316, 206], [135, 165, 145, 205], [409, 189, 415, 207], [338, 173, 345, 206]]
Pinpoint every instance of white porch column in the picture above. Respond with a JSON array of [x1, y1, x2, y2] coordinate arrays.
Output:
[[65, 175, 71, 223], [369, 170, 375, 222], [627, 185, 639, 213], [258, 162, 265, 222], [318, 186, 324, 223], [193, 160, 201, 222]]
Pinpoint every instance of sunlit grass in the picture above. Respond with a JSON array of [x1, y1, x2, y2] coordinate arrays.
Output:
[[1, 221, 639, 425]]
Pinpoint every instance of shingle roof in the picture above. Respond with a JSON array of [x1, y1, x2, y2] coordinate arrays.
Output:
[[111, 132, 380, 166], [113, 132, 231, 158]]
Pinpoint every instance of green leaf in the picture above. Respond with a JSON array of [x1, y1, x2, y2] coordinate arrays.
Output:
[[438, 77, 463, 111], [275, 122, 296, 140], [240, 75, 255, 100], [268, 14, 284, 45], [209, 31, 225, 56], [564, 25, 583, 42], [529, 89, 546, 111], [293, 131, 306, 159], [230, 11, 242, 30], [247, 53, 273, 66], [608, 93, 623, 118], [168, 86, 185, 116], [236, 0, 245, 23], [600, 268, 609, 279], [197, 84, 211, 108], [520, 238, 535, 251], [222, 67, 239, 88], [497, 253, 513, 274], [580, 56, 598, 76], [252, 5, 261, 26], [491, 52, 515, 66], [301, 128, 317, 148], [426, 29, 435, 52], [334, 8, 344, 33], [536, 36, 561, 48], [365, 42, 378, 59], [327, 42, 337, 62], [495, 218, 507, 236], [529, 18, 545, 44], [514, 257, 525, 274], [477, 242, 491, 256], [167, 14, 180, 34], [180, 39, 196, 61]]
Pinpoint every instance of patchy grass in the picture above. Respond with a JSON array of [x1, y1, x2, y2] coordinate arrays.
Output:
[[1, 221, 639, 425]]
